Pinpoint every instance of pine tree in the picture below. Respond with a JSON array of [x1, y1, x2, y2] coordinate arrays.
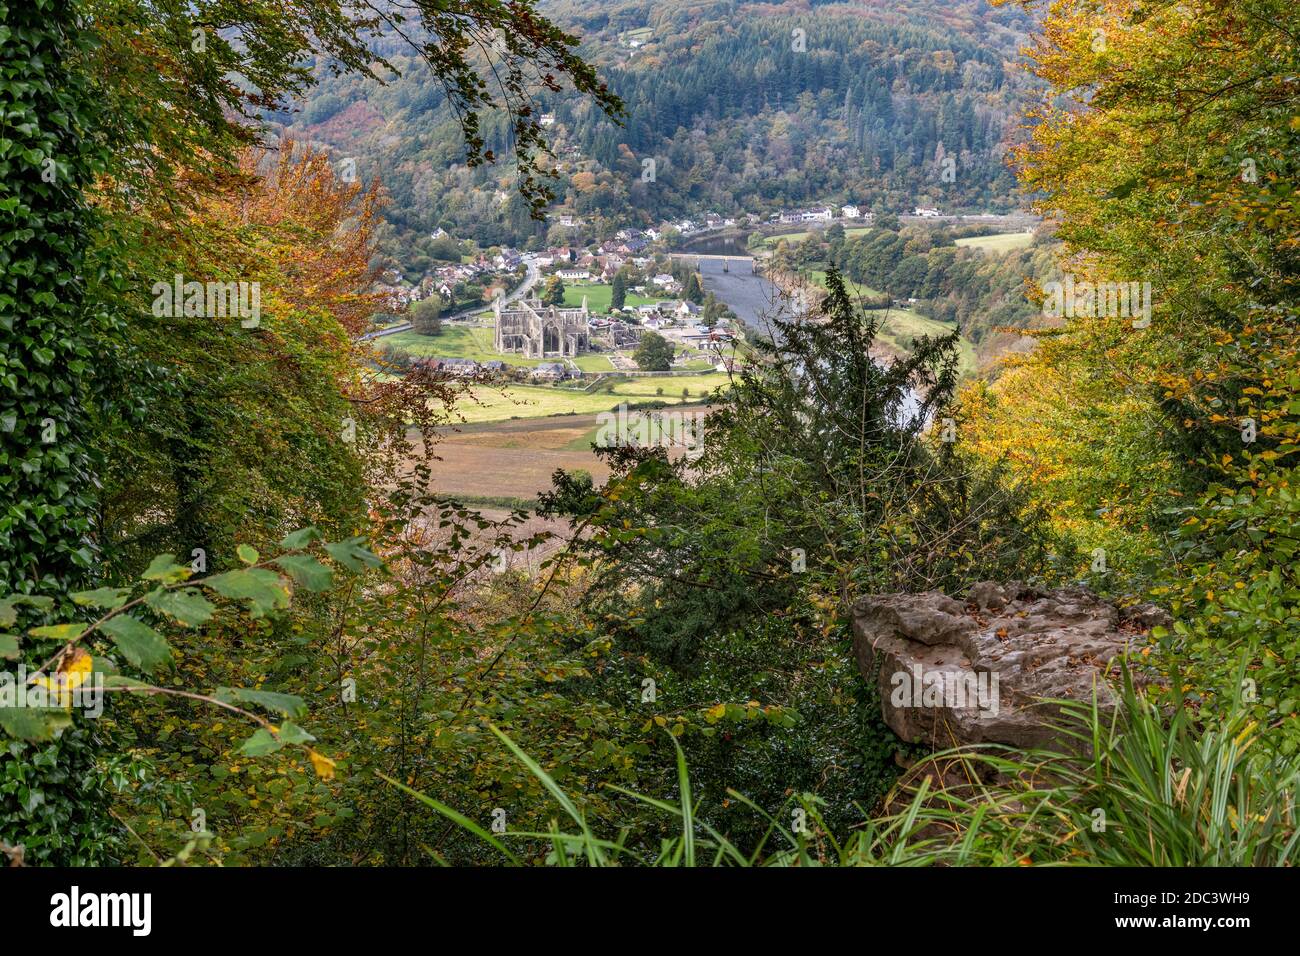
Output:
[[611, 270, 627, 310]]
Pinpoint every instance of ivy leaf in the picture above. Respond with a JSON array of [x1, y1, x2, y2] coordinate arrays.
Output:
[[279, 527, 322, 550], [203, 568, 290, 618], [142, 554, 190, 584], [71, 587, 131, 610], [0, 707, 73, 742], [323, 537, 382, 573], [273, 555, 333, 592], [238, 728, 284, 756], [215, 687, 307, 719], [236, 543, 259, 565], [144, 587, 215, 627], [101, 616, 173, 672], [0, 595, 54, 627]]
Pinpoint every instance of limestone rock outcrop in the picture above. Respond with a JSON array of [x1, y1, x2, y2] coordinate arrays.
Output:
[[851, 583, 1168, 751]]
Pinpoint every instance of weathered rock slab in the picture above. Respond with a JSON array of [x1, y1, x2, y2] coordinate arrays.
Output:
[[851, 583, 1168, 752]]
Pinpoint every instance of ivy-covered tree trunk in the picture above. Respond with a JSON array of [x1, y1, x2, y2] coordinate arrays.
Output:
[[0, 0, 116, 864]]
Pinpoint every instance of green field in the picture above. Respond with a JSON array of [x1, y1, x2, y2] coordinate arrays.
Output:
[[874, 308, 978, 377], [562, 282, 660, 313], [608, 373, 729, 400], [454, 373, 731, 424], [764, 227, 874, 247], [955, 232, 1035, 252], [573, 353, 616, 372], [807, 269, 882, 300]]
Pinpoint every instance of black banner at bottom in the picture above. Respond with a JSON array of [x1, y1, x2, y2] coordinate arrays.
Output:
[[4, 866, 1284, 942]]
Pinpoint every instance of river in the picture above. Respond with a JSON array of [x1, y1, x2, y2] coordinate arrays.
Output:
[[673, 236, 924, 424], [672, 234, 791, 335]]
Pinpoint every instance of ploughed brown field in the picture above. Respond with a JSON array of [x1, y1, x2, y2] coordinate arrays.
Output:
[[423, 406, 711, 502], [425, 413, 611, 501]]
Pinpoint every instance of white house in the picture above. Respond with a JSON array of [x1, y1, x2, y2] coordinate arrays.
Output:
[[914, 207, 942, 218], [802, 207, 834, 222], [841, 204, 861, 219], [652, 273, 677, 288], [557, 269, 590, 281]]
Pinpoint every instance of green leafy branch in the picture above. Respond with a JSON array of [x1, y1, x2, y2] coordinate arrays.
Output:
[[0, 527, 381, 774]]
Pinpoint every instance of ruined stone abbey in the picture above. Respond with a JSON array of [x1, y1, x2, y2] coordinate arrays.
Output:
[[493, 296, 590, 358]]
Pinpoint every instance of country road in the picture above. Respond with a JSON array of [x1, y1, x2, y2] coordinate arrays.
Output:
[[359, 259, 541, 341]]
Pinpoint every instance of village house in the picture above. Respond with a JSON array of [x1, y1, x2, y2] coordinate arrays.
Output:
[[914, 207, 942, 218], [428, 357, 479, 377], [556, 268, 590, 281], [841, 204, 861, 219], [530, 362, 569, 382]]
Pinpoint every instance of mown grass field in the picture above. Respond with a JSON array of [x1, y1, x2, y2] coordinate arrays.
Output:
[[380, 325, 531, 362], [562, 282, 661, 313], [955, 232, 1035, 252], [572, 353, 617, 371], [873, 308, 978, 377], [807, 269, 882, 300], [453, 373, 730, 424], [764, 226, 875, 247]]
